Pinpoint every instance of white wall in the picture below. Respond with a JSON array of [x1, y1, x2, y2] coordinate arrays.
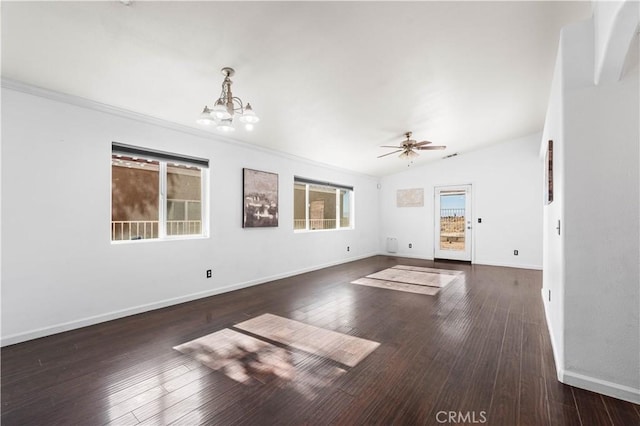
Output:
[[0, 85, 380, 345], [564, 21, 639, 402], [542, 11, 640, 403], [593, 0, 639, 84], [379, 133, 543, 269], [541, 36, 566, 380]]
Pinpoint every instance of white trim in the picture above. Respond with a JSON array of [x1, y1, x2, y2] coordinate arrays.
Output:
[[335, 188, 340, 228], [305, 183, 310, 231], [562, 370, 640, 405], [377, 252, 434, 261], [1, 78, 378, 181], [374, 252, 543, 270], [0, 252, 378, 347], [294, 227, 354, 234], [434, 184, 473, 262], [473, 261, 543, 270], [542, 288, 564, 382], [110, 234, 209, 245], [110, 152, 207, 242], [202, 167, 210, 238], [159, 161, 167, 239], [295, 182, 354, 232], [541, 289, 640, 405]]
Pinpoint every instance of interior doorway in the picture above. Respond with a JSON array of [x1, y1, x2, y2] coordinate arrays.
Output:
[[434, 185, 472, 261]]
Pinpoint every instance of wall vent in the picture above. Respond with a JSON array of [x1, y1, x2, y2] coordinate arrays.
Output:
[[386, 237, 398, 253]]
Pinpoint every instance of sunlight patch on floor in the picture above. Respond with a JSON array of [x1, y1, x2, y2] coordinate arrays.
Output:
[[235, 313, 380, 368], [174, 328, 295, 385], [173, 314, 379, 399], [351, 265, 463, 295]]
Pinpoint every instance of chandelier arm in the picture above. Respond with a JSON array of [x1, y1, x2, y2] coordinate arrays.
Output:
[[231, 97, 245, 113]]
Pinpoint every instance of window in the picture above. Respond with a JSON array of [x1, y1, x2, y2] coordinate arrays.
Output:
[[294, 177, 353, 231], [111, 142, 208, 241]]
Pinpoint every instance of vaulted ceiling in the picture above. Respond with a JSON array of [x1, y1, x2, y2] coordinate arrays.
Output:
[[1, 1, 592, 176]]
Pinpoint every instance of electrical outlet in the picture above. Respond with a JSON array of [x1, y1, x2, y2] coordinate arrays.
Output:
[[548, 289, 551, 302], [513, 250, 518, 256], [347, 246, 350, 252], [409, 243, 412, 248], [206, 269, 212, 278]]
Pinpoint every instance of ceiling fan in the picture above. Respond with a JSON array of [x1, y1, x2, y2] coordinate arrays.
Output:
[[378, 131, 446, 159]]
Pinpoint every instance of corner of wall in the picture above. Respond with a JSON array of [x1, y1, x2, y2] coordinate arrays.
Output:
[[552, 5, 640, 404], [542, 288, 564, 382], [593, 0, 639, 84]]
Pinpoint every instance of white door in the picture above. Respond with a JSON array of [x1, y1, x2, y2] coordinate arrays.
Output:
[[434, 185, 472, 261]]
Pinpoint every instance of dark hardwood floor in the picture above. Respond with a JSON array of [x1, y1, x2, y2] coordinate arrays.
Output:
[[2, 256, 638, 425]]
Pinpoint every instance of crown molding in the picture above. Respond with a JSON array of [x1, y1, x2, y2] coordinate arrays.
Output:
[[1, 78, 378, 181]]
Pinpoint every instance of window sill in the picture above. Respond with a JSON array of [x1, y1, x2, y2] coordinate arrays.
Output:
[[111, 235, 209, 244], [294, 228, 354, 234]]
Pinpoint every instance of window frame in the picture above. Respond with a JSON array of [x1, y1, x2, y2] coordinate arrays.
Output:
[[293, 177, 354, 232], [111, 142, 209, 243]]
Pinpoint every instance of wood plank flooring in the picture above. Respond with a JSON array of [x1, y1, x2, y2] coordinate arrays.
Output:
[[1, 256, 638, 425]]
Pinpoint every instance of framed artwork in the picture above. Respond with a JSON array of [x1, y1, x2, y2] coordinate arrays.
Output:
[[243, 168, 279, 228], [545, 140, 554, 204], [397, 188, 424, 207]]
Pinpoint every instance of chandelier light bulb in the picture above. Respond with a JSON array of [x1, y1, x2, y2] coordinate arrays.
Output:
[[216, 119, 235, 132], [239, 103, 260, 124], [212, 101, 232, 120], [196, 106, 215, 125]]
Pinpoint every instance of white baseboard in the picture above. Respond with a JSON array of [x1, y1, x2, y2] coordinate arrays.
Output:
[[474, 260, 542, 270], [377, 251, 433, 260], [562, 370, 640, 405], [541, 289, 640, 404], [542, 288, 564, 382], [1, 252, 377, 347], [377, 252, 542, 271]]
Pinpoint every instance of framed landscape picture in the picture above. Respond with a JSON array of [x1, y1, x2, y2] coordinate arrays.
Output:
[[243, 168, 279, 228]]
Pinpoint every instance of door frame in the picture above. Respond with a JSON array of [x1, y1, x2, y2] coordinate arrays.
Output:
[[434, 184, 473, 262]]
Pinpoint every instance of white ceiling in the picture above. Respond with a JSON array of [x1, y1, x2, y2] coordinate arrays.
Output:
[[1, 1, 592, 176]]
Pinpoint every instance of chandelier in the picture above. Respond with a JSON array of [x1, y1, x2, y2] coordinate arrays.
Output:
[[197, 67, 260, 132]]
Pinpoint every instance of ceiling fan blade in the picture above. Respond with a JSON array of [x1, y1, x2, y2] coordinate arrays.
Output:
[[417, 145, 447, 150], [378, 150, 403, 158], [380, 145, 403, 148], [415, 140, 433, 146]]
